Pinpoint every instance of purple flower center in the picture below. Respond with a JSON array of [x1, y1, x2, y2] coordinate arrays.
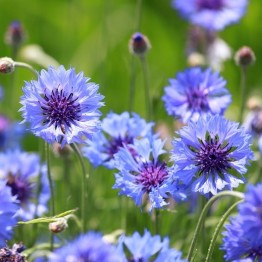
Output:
[[136, 161, 169, 192], [40, 88, 81, 133], [191, 133, 235, 175], [187, 89, 209, 111], [6, 174, 33, 203], [197, 0, 224, 10], [106, 136, 134, 158]]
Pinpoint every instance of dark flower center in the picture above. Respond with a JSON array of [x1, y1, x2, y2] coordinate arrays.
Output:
[[190, 133, 235, 175], [6, 174, 33, 203], [106, 136, 134, 158], [136, 161, 169, 192], [40, 88, 81, 133], [197, 0, 224, 10], [187, 89, 209, 111]]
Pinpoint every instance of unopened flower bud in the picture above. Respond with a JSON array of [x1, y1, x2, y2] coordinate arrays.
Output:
[[49, 218, 68, 233], [129, 32, 151, 56], [235, 46, 255, 67], [5, 20, 25, 48], [246, 97, 262, 111], [0, 57, 15, 74]]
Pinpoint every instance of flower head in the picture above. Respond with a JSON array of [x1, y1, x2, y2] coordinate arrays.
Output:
[[113, 136, 186, 211], [221, 183, 262, 261], [0, 181, 18, 246], [20, 65, 104, 146], [0, 150, 50, 220], [117, 230, 187, 262], [162, 67, 231, 123], [5, 20, 25, 47], [129, 32, 151, 56], [49, 232, 121, 262], [0, 243, 26, 262], [172, 0, 248, 31], [82, 112, 153, 169], [171, 114, 253, 195]]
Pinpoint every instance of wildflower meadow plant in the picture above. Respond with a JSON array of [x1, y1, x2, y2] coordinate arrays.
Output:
[[82, 111, 153, 169], [171, 114, 253, 195], [221, 183, 262, 260], [0, 1, 260, 261], [113, 136, 186, 211], [20, 65, 104, 146], [172, 0, 248, 31], [0, 181, 18, 246], [117, 230, 187, 262], [49, 232, 122, 262], [0, 150, 50, 220], [162, 67, 232, 123]]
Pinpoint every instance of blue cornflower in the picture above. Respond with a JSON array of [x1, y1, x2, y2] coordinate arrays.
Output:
[[171, 114, 253, 195], [48, 232, 122, 262], [20, 66, 104, 146], [172, 0, 248, 31], [0, 150, 50, 220], [113, 136, 186, 211], [117, 230, 187, 262], [0, 181, 18, 246], [162, 67, 231, 123], [82, 111, 153, 169], [221, 183, 262, 261]]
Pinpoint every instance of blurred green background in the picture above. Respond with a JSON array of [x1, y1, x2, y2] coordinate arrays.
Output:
[[0, 0, 261, 260]]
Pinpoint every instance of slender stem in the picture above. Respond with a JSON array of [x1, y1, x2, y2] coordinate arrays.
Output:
[[71, 143, 88, 232], [136, 0, 143, 31], [187, 191, 244, 261], [239, 66, 247, 123], [128, 57, 137, 112], [45, 142, 55, 251], [140, 55, 152, 121], [154, 209, 160, 235], [205, 199, 243, 262], [14, 61, 38, 78]]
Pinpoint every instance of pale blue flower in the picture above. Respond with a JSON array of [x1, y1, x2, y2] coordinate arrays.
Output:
[[20, 66, 104, 146]]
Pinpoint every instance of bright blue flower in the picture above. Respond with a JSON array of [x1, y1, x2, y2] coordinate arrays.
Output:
[[113, 136, 186, 211], [171, 115, 253, 195], [0, 181, 18, 246], [221, 183, 262, 261], [20, 66, 104, 146], [172, 0, 248, 31], [49, 232, 122, 262], [0, 150, 50, 220], [117, 230, 187, 262], [82, 111, 153, 169], [162, 67, 231, 123]]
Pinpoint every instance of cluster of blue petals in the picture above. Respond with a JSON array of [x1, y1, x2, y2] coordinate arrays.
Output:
[[172, 0, 248, 31], [171, 114, 253, 196], [20, 66, 104, 147], [162, 67, 231, 123], [0, 150, 50, 220], [222, 183, 262, 260], [113, 136, 187, 211], [83, 111, 153, 169]]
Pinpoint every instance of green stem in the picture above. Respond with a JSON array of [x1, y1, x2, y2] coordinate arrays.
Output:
[[14, 61, 38, 78], [71, 143, 88, 232], [128, 57, 137, 112], [140, 55, 152, 121], [136, 0, 143, 31], [239, 66, 247, 123], [205, 199, 243, 262], [187, 191, 244, 261], [155, 209, 160, 235], [45, 142, 55, 251]]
